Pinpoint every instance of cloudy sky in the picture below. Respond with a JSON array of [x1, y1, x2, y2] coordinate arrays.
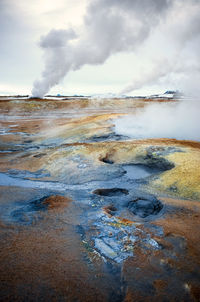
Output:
[[1, 0, 200, 96]]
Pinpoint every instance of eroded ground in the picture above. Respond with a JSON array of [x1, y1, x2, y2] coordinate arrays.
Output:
[[0, 96, 200, 301]]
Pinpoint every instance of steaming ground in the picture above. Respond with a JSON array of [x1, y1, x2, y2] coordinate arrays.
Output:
[[115, 98, 200, 141], [0, 96, 200, 301]]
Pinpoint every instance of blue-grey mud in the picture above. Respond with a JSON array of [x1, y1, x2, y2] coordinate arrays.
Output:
[[0, 96, 200, 302]]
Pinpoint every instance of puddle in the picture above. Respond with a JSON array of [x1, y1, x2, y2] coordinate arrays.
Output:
[[93, 188, 129, 197], [7, 169, 50, 179], [0, 172, 69, 191], [122, 164, 157, 180]]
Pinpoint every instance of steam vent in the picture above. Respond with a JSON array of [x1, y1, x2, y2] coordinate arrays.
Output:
[[0, 95, 200, 301]]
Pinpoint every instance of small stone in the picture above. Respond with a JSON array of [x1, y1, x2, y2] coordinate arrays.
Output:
[[94, 238, 118, 260]]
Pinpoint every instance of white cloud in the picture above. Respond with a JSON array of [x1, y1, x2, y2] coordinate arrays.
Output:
[[13, 0, 89, 31]]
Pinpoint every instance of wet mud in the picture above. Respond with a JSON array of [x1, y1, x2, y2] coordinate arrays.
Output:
[[0, 96, 200, 301], [93, 188, 129, 196]]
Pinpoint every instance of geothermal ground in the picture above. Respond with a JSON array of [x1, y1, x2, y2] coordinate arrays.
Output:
[[0, 96, 200, 301]]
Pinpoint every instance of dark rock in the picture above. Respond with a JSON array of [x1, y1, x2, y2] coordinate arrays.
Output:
[[24, 140, 33, 144], [144, 147, 175, 171], [145, 154, 174, 171], [90, 133, 128, 142], [33, 153, 47, 158]]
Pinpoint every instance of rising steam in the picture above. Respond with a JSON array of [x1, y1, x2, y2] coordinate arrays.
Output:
[[114, 99, 200, 141], [32, 0, 200, 97], [32, 0, 174, 97], [120, 0, 200, 95]]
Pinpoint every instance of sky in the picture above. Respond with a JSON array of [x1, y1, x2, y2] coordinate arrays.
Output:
[[0, 0, 200, 96]]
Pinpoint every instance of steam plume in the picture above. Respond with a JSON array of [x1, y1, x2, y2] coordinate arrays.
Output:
[[115, 99, 200, 141], [32, 0, 173, 97], [121, 0, 200, 95]]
